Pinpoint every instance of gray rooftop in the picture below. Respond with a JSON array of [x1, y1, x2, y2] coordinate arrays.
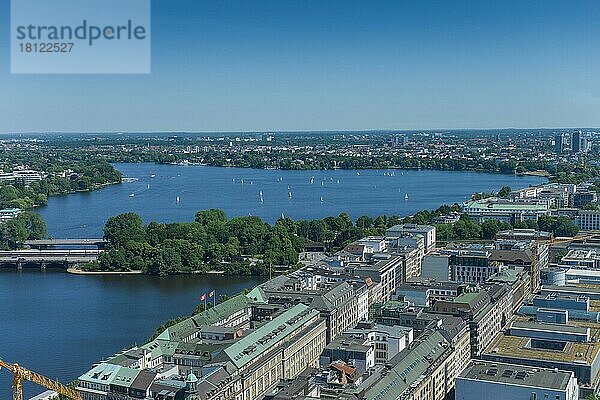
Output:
[[510, 320, 590, 336], [358, 330, 451, 400], [459, 361, 573, 390]]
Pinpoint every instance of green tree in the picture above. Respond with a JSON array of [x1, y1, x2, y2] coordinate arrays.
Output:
[[19, 211, 48, 239], [497, 186, 512, 197], [452, 219, 482, 240], [554, 216, 579, 237], [104, 212, 145, 247], [153, 246, 182, 276], [356, 215, 374, 229], [481, 220, 502, 240], [538, 215, 555, 233], [0, 185, 18, 206], [195, 209, 227, 225], [435, 224, 454, 241], [0, 218, 28, 249]]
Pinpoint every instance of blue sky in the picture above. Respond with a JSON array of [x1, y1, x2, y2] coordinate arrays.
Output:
[[1, 0, 600, 132]]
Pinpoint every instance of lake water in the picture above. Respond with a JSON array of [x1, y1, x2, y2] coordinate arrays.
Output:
[[39, 163, 546, 238], [1, 164, 545, 398], [0, 270, 265, 399]]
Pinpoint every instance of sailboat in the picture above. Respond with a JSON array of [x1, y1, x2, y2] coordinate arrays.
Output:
[[404, 194, 409, 200], [176, 196, 180, 204], [320, 196, 324, 202], [288, 191, 292, 198]]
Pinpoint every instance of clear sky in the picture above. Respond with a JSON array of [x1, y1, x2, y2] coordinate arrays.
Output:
[[1, 0, 600, 133]]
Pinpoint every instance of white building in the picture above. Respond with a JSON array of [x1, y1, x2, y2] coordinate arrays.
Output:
[[355, 283, 370, 321], [0, 169, 44, 186], [386, 224, 436, 252], [357, 236, 387, 253], [0, 208, 22, 223], [343, 323, 413, 365], [456, 361, 578, 400], [463, 198, 550, 223], [29, 391, 58, 400]]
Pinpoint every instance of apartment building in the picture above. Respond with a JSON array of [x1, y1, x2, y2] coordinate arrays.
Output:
[[431, 285, 513, 357]]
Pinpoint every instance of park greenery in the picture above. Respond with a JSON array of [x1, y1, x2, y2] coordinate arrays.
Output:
[[87, 202, 581, 276], [90, 210, 353, 276]]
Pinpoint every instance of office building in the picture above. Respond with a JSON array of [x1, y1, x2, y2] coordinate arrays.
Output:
[[456, 361, 578, 400], [556, 133, 568, 154], [577, 211, 600, 231], [249, 276, 358, 343]]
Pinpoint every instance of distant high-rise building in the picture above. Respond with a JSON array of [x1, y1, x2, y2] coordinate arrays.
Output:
[[572, 130, 591, 153], [582, 135, 590, 152], [572, 130, 582, 153], [554, 133, 567, 154]]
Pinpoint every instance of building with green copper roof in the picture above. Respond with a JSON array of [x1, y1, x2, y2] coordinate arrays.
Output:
[[156, 293, 255, 343], [223, 303, 319, 368], [463, 198, 549, 223]]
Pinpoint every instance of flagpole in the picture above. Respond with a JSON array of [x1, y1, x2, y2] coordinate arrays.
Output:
[[213, 290, 216, 308], [204, 294, 207, 310]]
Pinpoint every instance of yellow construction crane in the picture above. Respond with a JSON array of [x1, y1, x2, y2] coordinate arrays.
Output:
[[0, 358, 82, 400]]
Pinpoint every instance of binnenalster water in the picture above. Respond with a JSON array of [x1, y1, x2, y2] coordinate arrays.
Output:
[[0, 163, 545, 398]]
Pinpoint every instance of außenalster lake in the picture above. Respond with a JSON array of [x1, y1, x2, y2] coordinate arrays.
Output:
[[39, 163, 546, 238], [1, 163, 546, 398]]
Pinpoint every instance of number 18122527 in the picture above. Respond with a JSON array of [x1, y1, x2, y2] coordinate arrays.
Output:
[[19, 42, 74, 53]]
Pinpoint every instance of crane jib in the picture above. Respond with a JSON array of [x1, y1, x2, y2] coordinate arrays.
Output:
[[0, 358, 82, 400]]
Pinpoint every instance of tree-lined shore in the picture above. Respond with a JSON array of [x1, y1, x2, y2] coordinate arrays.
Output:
[[81, 203, 579, 276]]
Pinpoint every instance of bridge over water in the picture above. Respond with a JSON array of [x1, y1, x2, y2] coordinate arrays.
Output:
[[0, 248, 102, 269], [24, 238, 107, 249]]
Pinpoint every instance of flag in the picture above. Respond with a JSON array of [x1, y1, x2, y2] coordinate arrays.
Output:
[[200, 293, 206, 301], [209, 291, 215, 298]]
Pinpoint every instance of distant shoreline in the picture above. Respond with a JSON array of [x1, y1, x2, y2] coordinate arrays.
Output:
[[518, 170, 551, 177], [67, 268, 142, 275]]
